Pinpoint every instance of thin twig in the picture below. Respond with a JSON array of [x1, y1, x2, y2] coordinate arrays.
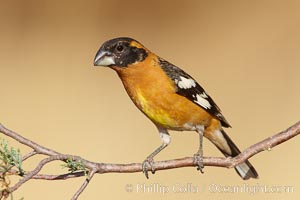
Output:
[[22, 150, 38, 161], [10, 155, 69, 192], [71, 169, 97, 200], [31, 171, 86, 180], [0, 124, 59, 156]]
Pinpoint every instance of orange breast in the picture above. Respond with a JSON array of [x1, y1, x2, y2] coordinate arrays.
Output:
[[111, 53, 214, 130]]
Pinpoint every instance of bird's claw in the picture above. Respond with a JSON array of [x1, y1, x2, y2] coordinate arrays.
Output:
[[193, 153, 204, 173], [142, 158, 155, 179]]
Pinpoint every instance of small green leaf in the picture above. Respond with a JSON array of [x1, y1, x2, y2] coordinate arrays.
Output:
[[61, 158, 88, 176]]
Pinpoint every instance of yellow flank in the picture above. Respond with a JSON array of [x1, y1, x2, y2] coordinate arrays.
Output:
[[136, 91, 175, 127]]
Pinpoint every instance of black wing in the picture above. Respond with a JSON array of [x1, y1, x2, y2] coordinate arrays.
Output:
[[159, 58, 231, 128]]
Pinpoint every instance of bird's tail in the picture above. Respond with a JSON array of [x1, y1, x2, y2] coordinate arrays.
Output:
[[209, 129, 259, 180]]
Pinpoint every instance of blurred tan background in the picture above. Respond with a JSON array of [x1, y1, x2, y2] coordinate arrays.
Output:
[[0, 0, 299, 199]]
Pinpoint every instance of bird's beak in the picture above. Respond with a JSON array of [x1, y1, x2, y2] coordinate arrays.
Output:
[[93, 50, 115, 66]]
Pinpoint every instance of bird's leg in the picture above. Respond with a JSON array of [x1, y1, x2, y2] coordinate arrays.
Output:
[[142, 128, 170, 179], [142, 144, 167, 178], [194, 125, 205, 173]]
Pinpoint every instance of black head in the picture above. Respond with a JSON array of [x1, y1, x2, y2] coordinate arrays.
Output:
[[93, 37, 148, 68]]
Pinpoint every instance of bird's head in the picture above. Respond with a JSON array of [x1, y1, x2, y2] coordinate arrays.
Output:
[[93, 37, 148, 68]]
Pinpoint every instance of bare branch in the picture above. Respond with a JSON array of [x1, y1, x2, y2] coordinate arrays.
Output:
[[71, 169, 97, 200], [0, 124, 59, 156], [0, 121, 299, 199], [31, 171, 86, 180], [22, 150, 38, 161], [10, 155, 69, 192]]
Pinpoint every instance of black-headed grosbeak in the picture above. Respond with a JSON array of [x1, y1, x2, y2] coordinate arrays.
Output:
[[93, 37, 258, 180]]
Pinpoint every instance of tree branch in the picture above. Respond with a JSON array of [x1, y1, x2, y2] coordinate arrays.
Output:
[[71, 169, 97, 200], [0, 121, 299, 199]]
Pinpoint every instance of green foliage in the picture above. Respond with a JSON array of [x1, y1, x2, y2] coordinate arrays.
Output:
[[0, 139, 23, 176], [61, 158, 88, 176], [0, 139, 24, 199]]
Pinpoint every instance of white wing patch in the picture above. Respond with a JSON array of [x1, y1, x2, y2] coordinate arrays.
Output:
[[194, 93, 211, 109], [175, 76, 196, 89], [199, 92, 208, 98]]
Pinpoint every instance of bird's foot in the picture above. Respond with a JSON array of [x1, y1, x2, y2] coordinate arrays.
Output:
[[193, 153, 204, 173], [142, 158, 155, 179]]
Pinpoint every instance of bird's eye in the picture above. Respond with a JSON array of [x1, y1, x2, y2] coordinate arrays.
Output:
[[116, 44, 124, 52]]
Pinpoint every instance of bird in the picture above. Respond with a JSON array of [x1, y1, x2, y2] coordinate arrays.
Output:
[[93, 37, 258, 180]]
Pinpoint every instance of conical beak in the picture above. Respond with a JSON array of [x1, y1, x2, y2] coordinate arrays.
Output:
[[93, 50, 115, 66]]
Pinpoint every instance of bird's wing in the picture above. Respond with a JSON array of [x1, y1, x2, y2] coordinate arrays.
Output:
[[159, 58, 231, 128]]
